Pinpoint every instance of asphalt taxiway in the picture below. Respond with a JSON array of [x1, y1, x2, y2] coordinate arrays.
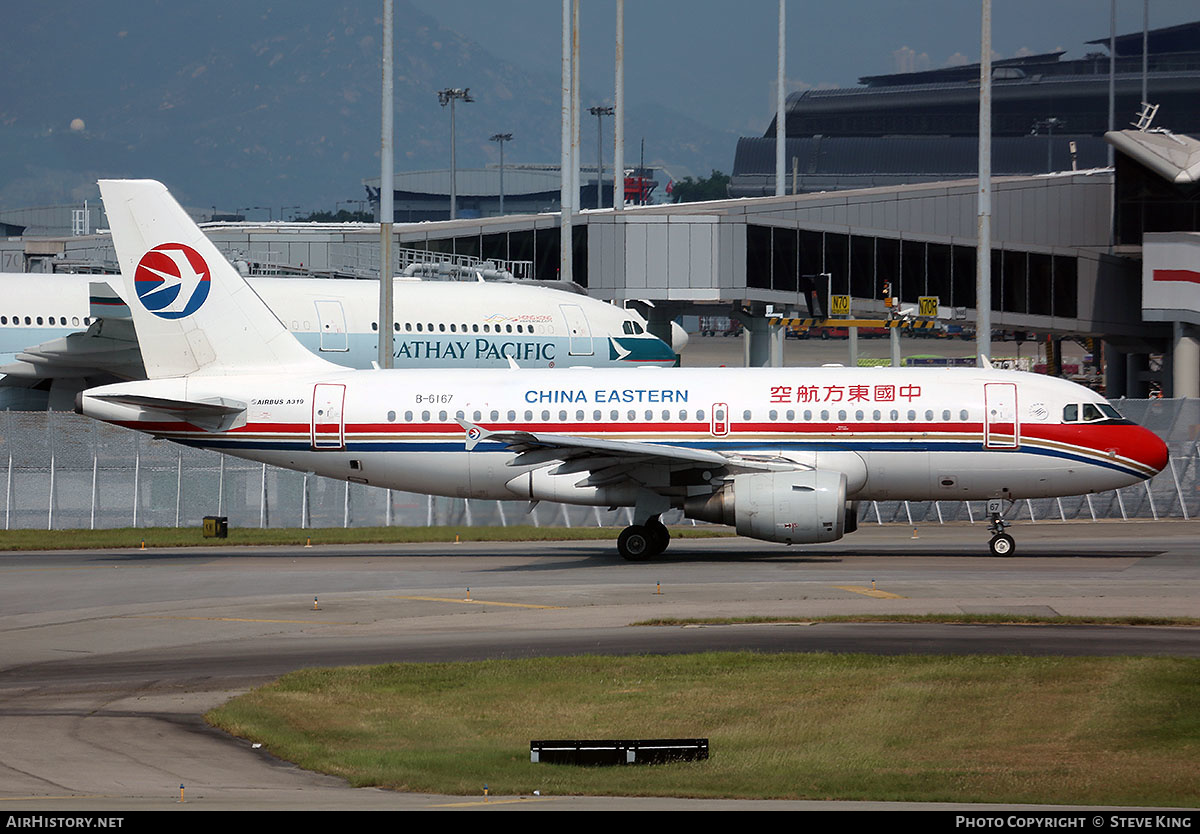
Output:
[[0, 520, 1196, 810]]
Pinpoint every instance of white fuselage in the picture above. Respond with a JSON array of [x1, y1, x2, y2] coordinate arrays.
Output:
[[81, 365, 1166, 507], [0, 273, 677, 372]]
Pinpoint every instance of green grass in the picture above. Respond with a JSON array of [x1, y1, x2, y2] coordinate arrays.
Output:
[[206, 652, 1200, 805], [0, 525, 732, 551], [633, 614, 1200, 627]]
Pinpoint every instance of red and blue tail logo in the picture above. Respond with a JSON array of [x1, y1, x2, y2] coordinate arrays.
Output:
[[133, 243, 210, 319]]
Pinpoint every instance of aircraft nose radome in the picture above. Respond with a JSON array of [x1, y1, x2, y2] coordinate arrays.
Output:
[[1128, 425, 1169, 475]]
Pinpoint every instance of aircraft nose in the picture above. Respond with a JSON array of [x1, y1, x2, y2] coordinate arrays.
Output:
[[1125, 424, 1169, 475]]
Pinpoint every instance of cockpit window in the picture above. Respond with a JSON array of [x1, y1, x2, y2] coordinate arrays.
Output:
[[622, 320, 645, 335], [1064, 402, 1124, 423]]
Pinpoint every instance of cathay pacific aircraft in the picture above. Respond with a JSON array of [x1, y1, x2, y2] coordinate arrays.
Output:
[[0, 270, 681, 408], [77, 180, 1168, 559]]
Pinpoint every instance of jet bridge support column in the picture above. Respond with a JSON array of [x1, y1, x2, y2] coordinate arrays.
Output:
[[1173, 322, 1200, 399], [1104, 343, 1127, 398], [743, 314, 780, 368], [1126, 353, 1150, 399]]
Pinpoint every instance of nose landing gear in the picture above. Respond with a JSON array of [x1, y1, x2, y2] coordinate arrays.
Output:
[[986, 498, 1015, 556]]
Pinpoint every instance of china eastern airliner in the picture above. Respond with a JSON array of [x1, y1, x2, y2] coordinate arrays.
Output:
[[76, 180, 1168, 559]]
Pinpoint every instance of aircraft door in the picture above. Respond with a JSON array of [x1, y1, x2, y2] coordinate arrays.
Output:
[[314, 300, 349, 352], [711, 402, 730, 437], [311, 383, 346, 449], [560, 303, 593, 356], [984, 382, 1019, 449]]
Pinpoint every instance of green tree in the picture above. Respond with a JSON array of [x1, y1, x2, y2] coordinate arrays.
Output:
[[670, 170, 730, 204], [295, 209, 374, 222]]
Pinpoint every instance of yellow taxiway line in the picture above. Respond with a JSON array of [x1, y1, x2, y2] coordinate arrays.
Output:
[[833, 585, 906, 599]]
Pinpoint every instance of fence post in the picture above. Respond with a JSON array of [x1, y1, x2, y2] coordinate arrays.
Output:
[[260, 463, 267, 528], [301, 473, 309, 529], [1169, 457, 1189, 519], [90, 454, 97, 530], [47, 454, 55, 531], [343, 481, 350, 528], [5, 454, 11, 530], [217, 456, 225, 518], [175, 450, 183, 528], [132, 444, 140, 528]]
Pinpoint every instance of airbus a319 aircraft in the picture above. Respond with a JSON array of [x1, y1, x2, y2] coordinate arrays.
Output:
[[0, 268, 679, 408], [78, 180, 1169, 559]]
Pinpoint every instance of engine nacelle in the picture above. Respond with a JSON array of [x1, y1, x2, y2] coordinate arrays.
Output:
[[683, 470, 847, 544]]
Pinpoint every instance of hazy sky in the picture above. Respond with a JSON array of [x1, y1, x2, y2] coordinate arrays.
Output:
[[410, 0, 1200, 135]]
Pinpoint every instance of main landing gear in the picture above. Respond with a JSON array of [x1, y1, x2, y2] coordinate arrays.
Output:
[[986, 498, 1016, 557], [617, 516, 671, 561]]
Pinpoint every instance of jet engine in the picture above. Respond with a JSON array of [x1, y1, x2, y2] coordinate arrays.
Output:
[[683, 470, 847, 544]]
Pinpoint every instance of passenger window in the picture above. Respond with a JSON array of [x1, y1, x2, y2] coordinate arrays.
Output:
[[439, 410, 448, 421], [960, 409, 968, 421], [577, 410, 585, 421], [611, 410, 619, 420], [541, 410, 551, 421], [628, 410, 636, 421], [943, 410, 951, 421], [490, 410, 499, 420], [786, 409, 795, 420], [873, 410, 882, 420], [769, 410, 778, 420], [820, 410, 829, 421], [594, 410, 602, 420], [421, 410, 430, 421], [803, 410, 812, 421], [387, 411, 396, 422], [890, 409, 900, 421], [697, 410, 706, 421], [524, 410, 533, 420], [404, 410, 413, 421], [559, 410, 568, 421], [855, 410, 864, 421], [679, 409, 688, 421], [907, 410, 917, 421], [925, 410, 934, 421], [743, 410, 751, 420], [394, 323, 400, 331]]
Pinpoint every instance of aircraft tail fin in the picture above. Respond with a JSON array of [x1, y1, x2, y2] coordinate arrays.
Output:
[[98, 179, 332, 379]]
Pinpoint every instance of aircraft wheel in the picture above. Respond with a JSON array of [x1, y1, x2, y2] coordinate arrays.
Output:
[[988, 534, 1016, 557], [645, 518, 671, 555], [618, 526, 654, 561]]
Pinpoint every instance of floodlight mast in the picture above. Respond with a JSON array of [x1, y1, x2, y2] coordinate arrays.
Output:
[[589, 106, 614, 209], [489, 133, 513, 215], [438, 87, 474, 221]]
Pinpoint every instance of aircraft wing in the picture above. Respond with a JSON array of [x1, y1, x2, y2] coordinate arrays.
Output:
[[458, 419, 806, 488], [0, 280, 144, 383]]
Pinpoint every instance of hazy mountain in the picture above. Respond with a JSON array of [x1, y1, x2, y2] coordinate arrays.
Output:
[[0, 0, 735, 213]]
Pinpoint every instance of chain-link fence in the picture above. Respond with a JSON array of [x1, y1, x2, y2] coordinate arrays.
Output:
[[0, 401, 1193, 530]]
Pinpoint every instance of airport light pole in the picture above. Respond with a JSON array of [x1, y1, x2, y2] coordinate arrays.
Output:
[[588, 105, 613, 209], [438, 87, 474, 220], [489, 132, 513, 215]]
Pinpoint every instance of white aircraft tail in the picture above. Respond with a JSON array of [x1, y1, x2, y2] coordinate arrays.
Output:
[[98, 179, 333, 378]]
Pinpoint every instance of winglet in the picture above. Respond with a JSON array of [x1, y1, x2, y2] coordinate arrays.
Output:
[[979, 354, 994, 370], [506, 356, 520, 370], [457, 418, 492, 451]]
